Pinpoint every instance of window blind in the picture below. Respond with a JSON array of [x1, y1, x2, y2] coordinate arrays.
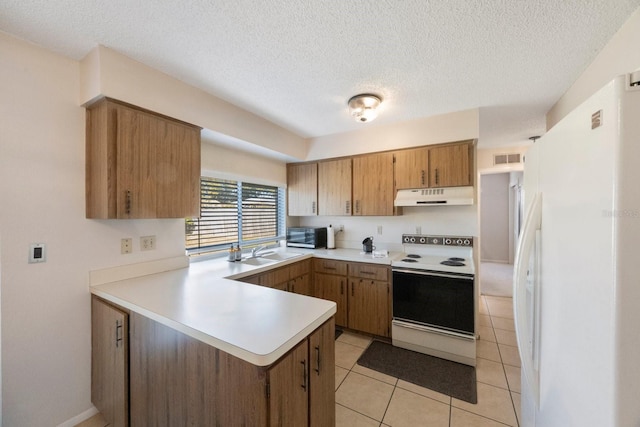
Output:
[[186, 177, 285, 255]]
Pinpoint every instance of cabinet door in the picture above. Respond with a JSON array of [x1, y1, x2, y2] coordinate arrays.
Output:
[[269, 340, 309, 426], [315, 273, 348, 327], [352, 152, 395, 216], [318, 158, 352, 215], [348, 279, 390, 337], [429, 143, 472, 187], [92, 297, 128, 427], [309, 318, 335, 427], [115, 104, 200, 218], [290, 274, 312, 296], [287, 163, 318, 216], [394, 147, 429, 189]]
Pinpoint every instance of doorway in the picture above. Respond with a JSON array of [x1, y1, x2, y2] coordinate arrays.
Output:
[[479, 171, 523, 296]]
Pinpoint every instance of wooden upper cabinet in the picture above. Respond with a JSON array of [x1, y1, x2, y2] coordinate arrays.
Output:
[[318, 158, 352, 216], [86, 98, 201, 219], [428, 142, 473, 187], [352, 152, 395, 216], [287, 163, 318, 216], [394, 147, 429, 189]]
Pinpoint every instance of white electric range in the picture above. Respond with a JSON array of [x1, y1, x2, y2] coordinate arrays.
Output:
[[391, 234, 477, 366]]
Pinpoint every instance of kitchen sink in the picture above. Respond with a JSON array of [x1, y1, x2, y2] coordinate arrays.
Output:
[[260, 252, 303, 261], [241, 257, 277, 266]]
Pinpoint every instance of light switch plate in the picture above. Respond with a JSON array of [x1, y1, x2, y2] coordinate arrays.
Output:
[[29, 243, 46, 263]]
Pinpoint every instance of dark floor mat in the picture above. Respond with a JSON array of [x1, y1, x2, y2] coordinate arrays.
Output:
[[356, 340, 477, 404]]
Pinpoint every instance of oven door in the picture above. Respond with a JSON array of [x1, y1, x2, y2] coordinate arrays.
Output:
[[392, 268, 474, 335]]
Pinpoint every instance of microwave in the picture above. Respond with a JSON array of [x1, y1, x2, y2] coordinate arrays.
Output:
[[286, 227, 327, 249]]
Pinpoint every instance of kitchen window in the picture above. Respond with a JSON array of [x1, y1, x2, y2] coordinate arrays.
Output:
[[185, 177, 286, 256]]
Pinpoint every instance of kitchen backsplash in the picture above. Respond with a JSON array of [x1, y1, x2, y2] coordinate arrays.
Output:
[[291, 205, 478, 251]]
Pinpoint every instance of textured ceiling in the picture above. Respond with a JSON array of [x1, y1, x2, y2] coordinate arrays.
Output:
[[2, 0, 639, 148]]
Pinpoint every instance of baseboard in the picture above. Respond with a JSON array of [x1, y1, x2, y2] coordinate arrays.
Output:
[[56, 406, 98, 427]]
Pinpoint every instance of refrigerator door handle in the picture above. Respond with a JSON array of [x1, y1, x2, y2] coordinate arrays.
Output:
[[513, 191, 542, 407]]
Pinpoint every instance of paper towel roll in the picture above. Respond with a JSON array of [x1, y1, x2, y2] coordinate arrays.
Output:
[[326, 224, 335, 249]]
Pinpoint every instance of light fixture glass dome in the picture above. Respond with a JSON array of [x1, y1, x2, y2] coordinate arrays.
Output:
[[348, 94, 382, 123]]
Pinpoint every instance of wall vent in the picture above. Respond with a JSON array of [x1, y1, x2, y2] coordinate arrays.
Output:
[[493, 153, 522, 165]]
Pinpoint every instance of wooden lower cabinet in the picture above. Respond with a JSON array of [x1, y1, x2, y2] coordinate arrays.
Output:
[[348, 278, 390, 337], [92, 297, 128, 427], [314, 273, 348, 327], [92, 295, 335, 426]]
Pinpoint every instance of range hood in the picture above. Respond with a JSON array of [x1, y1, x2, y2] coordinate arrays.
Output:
[[394, 186, 475, 207]]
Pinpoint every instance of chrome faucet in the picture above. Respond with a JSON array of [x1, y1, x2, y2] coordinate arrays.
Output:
[[251, 245, 267, 257]]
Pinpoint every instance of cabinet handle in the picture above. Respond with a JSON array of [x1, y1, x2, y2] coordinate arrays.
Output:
[[115, 320, 123, 348], [301, 360, 307, 390], [311, 201, 316, 214], [315, 346, 321, 375], [340, 280, 344, 295], [421, 170, 425, 186], [355, 200, 360, 214], [125, 190, 131, 215], [351, 282, 354, 296], [360, 271, 375, 276], [435, 169, 439, 185], [345, 201, 350, 214]]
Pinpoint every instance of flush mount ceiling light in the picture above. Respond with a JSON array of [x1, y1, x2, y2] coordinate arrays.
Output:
[[348, 94, 382, 123]]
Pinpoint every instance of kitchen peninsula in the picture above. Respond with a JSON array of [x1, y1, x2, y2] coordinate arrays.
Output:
[[90, 248, 395, 426]]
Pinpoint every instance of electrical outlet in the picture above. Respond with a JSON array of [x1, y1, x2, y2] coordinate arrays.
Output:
[[416, 226, 422, 235], [141, 235, 156, 251], [121, 238, 132, 254], [337, 225, 344, 232], [377, 225, 383, 235]]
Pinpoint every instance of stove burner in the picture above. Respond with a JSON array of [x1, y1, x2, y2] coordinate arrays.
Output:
[[448, 257, 465, 262], [441, 260, 465, 267], [406, 254, 421, 259], [402, 258, 418, 263]]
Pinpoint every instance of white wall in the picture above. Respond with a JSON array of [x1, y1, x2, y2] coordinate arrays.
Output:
[[480, 173, 510, 263], [0, 33, 187, 426], [546, 7, 640, 129]]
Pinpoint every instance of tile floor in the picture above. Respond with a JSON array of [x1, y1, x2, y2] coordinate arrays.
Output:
[[78, 295, 520, 427], [334, 295, 521, 427]]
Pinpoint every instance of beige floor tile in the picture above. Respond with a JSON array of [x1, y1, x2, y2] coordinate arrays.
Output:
[[491, 316, 515, 332], [335, 371, 395, 421], [504, 365, 521, 393], [74, 413, 108, 427], [352, 363, 398, 386], [336, 403, 381, 427], [450, 407, 512, 426], [494, 329, 517, 347], [335, 341, 366, 370], [335, 365, 349, 390], [477, 339, 501, 363], [476, 358, 508, 389], [453, 382, 518, 426], [511, 392, 522, 426], [337, 331, 373, 349], [395, 379, 451, 405], [478, 325, 496, 343], [382, 387, 450, 427], [479, 314, 492, 327], [479, 297, 490, 315], [498, 344, 521, 367], [485, 297, 514, 319]]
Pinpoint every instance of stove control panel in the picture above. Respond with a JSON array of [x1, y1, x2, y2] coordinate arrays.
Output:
[[402, 234, 473, 247]]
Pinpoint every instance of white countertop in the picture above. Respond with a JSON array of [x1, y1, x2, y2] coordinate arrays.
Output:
[[91, 247, 399, 367]]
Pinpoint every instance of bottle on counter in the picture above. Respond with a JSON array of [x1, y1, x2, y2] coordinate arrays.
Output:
[[235, 244, 242, 261], [228, 244, 236, 262]]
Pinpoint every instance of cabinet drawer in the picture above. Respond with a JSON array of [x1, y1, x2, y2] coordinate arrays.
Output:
[[314, 259, 348, 276], [289, 259, 312, 278], [348, 263, 389, 281]]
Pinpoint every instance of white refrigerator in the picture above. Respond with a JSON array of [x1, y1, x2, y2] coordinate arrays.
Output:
[[514, 73, 640, 427]]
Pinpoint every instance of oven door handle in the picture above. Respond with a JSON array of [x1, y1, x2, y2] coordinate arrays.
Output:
[[392, 268, 473, 280]]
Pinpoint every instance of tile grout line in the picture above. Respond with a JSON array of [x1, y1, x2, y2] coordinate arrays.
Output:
[[490, 308, 521, 427]]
